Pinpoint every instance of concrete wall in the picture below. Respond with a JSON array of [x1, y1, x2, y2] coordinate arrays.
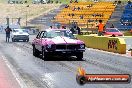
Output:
[[76, 35, 126, 54]]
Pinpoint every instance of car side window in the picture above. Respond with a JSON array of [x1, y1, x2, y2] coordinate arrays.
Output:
[[36, 32, 41, 39], [40, 31, 47, 38], [43, 32, 47, 38]]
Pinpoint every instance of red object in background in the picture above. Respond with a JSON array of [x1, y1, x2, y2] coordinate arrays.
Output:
[[104, 28, 123, 36], [130, 29, 132, 33]]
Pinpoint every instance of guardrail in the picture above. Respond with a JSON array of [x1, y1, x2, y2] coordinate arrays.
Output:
[[76, 35, 126, 54]]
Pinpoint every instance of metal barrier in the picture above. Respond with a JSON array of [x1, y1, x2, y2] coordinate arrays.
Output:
[[76, 35, 126, 54]]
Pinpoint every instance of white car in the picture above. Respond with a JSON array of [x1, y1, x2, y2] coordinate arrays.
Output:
[[11, 29, 29, 42]]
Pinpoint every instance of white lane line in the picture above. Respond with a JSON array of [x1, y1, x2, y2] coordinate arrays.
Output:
[[86, 48, 132, 58], [1, 55, 27, 88]]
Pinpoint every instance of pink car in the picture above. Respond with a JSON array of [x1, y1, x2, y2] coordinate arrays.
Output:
[[32, 29, 85, 60], [104, 28, 124, 37]]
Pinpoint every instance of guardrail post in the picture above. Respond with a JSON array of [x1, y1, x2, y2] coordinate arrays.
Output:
[[131, 50, 132, 56]]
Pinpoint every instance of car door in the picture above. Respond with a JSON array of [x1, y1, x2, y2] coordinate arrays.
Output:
[[35, 31, 46, 51], [34, 31, 42, 51]]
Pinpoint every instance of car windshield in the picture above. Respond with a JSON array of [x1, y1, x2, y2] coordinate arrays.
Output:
[[46, 30, 75, 39], [13, 30, 19, 32], [106, 29, 119, 32], [13, 29, 27, 33]]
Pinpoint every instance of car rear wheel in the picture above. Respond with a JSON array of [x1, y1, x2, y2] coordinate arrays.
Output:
[[76, 52, 83, 61], [33, 45, 40, 57]]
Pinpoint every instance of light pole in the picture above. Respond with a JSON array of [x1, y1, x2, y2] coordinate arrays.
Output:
[[26, 5, 29, 27], [6, 17, 10, 26]]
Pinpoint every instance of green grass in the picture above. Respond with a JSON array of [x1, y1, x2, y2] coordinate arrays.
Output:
[[123, 31, 132, 36]]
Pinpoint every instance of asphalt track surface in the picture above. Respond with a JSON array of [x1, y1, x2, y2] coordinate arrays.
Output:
[[0, 34, 132, 88]]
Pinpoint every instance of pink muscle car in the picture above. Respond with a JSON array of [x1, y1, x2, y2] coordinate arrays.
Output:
[[32, 29, 85, 60]]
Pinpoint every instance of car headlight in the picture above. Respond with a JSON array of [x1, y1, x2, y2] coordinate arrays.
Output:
[[80, 44, 85, 49]]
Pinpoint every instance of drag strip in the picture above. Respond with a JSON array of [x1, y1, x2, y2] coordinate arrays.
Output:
[[0, 34, 132, 88]]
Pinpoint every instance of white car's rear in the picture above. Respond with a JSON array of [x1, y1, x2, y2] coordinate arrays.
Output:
[[11, 29, 29, 42]]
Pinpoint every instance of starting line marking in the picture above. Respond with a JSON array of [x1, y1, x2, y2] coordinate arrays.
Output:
[[86, 48, 132, 58]]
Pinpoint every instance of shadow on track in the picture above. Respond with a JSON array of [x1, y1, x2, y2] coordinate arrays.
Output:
[[37, 55, 84, 61]]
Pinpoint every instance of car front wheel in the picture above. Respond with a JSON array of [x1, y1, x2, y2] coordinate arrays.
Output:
[[76, 52, 83, 61], [27, 39, 29, 42], [41, 47, 48, 60], [33, 45, 40, 57]]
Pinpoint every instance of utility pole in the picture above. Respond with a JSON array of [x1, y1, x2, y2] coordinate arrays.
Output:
[[6, 17, 10, 26], [26, 5, 29, 27]]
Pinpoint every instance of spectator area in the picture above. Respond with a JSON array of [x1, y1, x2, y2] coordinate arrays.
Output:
[[53, 1, 116, 29], [120, 3, 132, 30]]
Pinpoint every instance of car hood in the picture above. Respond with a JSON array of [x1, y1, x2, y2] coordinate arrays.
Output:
[[44, 36, 84, 45], [12, 32, 29, 36]]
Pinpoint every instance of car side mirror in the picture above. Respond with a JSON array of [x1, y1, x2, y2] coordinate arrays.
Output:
[[36, 36, 39, 39], [43, 35, 47, 38]]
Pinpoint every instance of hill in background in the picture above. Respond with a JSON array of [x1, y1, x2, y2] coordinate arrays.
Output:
[[0, 3, 60, 27]]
